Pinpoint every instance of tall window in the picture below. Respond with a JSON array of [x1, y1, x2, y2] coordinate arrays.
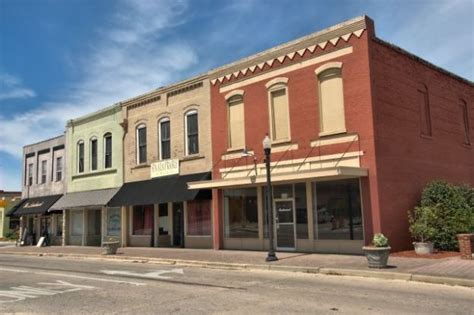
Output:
[[40, 160, 47, 184], [159, 118, 171, 159], [77, 141, 84, 173], [90, 138, 98, 171], [187, 200, 211, 236], [132, 205, 153, 235], [461, 99, 471, 145], [316, 63, 346, 136], [159, 203, 169, 235], [27, 163, 33, 186], [266, 79, 290, 141], [104, 133, 112, 168], [418, 84, 432, 137], [136, 124, 147, 164], [185, 111, 199, 155], [227, 95, 245, 149], [56, 157, 63, 181]]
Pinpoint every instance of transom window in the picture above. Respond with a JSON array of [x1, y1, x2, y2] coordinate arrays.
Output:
[[159, 118, 171, 160], [136, 124, 147, 164], [104, 133, 112, 169], [185, 111, 199, 155]]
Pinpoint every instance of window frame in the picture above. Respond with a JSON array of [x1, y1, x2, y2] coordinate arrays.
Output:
[[40, 160, 47, 184], [77, 140, 85, 173], [184, 110, 199, 156], [27, 162, 33, 186], [158, 117, 171, 160], [136, 124, 147, 164], [266, 79, 291, 143], [90, 137, 98, 171], [56, 156, 63, 182], [104, 133, 112, 169], [226, 93, 246, 150]]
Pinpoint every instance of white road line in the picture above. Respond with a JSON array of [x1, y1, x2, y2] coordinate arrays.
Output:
[[101, 268, 184, 280], [0, 266, 146, 286]]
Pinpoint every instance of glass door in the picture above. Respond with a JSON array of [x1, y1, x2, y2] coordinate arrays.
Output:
[[274, 198, 296, 250]]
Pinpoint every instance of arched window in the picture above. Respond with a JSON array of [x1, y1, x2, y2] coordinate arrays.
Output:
[[418, 84, 432, 137], [226, 94, 245, 149], [90, 137, 98, 171], [185, 110, 199, 155], [136, 124, 147, 164], [315, 62, 346, 136], [158, 117, 171, 160], [104, 133, 112, 168], [77, 140, 84, 173], [266, 78, 290, 141], [460, 99, 470, 145]]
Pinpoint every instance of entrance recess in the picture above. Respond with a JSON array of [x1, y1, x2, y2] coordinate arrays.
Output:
[[274, 198, 296, 250], [172, 202, 184, 247]]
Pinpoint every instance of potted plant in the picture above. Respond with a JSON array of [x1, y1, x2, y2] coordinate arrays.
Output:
[[408, 206, 436, 254], [362, 233, 391, 268]]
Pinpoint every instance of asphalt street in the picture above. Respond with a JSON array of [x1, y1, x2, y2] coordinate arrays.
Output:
[[0, 254, 472, 314]]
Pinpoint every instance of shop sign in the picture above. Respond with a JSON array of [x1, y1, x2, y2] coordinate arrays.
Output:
[[151, 159, 179, 178]]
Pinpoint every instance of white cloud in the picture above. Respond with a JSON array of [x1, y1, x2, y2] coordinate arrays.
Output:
[[0, 73, 36, 101], [0, 0, 197, 160]]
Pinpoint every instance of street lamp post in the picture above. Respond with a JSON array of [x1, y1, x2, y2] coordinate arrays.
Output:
[[263, 135, 278, 262]]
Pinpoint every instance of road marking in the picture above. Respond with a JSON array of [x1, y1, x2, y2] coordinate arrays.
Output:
[[0, 280, 95, 304], [0, 266, 146, 286], [101, 268, 184, 280]]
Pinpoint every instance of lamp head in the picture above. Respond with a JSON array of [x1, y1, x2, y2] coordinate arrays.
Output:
[[263, 135, 271, 150]]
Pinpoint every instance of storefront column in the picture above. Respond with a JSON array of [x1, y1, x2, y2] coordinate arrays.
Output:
[[212, 189, 223, 250], [82, 209, 87, 246], [306, 182, 315, 242], [121, 206, 127, 247], [257, 186, 264, 246], [62, 210, 67, 246], [101, 207, 106, 246], [153, 204, 159, 247]]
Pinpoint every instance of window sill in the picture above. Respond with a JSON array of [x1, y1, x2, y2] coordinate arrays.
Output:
[[226, 146, 245, 153], [72, 168, 117, 179], [131, 163, 150, 170], [181, 154, 205, 162], [318, 130, 347, 138], [271, 138, 292, 146]]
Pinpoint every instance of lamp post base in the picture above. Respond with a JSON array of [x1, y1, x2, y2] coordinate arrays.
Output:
[[266, 252, 278, 262]]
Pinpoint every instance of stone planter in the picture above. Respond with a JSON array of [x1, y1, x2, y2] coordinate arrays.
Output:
[[102, 241, 120, 255], [457, 234, 473, 260], [413, 242, 434, 255], [362, 246, 391, 268]]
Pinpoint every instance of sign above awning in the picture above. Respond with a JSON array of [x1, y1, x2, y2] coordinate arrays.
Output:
[[50, 188, 120, 210], [150, 159, 179, 178], [108, 172, 211, 207], [11, 194, 63, 217], [188, 167, 368, 190]]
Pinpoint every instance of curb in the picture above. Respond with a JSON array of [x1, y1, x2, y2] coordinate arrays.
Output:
[[1, 251, 473, 288]]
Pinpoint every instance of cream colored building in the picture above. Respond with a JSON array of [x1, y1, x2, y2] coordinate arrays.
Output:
[[109, 74, 213, 248]]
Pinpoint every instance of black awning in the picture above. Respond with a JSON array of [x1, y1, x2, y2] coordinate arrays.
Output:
[[12, 194, 63, 217], [5, 199, 26, 217], [108, 172, 211, 207]]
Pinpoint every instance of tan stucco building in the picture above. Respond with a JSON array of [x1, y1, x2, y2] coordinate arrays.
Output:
[[109, 74, 213, 248]]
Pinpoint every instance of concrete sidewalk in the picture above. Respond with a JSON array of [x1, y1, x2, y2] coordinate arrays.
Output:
[[1, 246, 473, 287]]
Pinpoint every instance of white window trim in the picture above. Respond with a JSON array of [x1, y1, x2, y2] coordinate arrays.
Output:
[[56, 156, 63, 182], [103, 133, 112, 169], [77, 140, 84, 174], [136, 124, 146, 164], [40, 160, 47, 184], [266, 78, 291, 142], [158, 117, 170, 160], [226, 94, 246, 151], [184, 110, 199, 156], [314, 61, 343, 75], [89, 137, 98, 171]]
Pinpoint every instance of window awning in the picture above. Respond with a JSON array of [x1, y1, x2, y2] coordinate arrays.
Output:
[[10, 194, 63, 217], [50, 188, 120, 210], [108, 172, 211, 207], [188, 167, 368, 190]]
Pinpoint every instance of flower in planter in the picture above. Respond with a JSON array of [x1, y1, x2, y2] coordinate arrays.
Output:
[[372, 233, 389, 247]]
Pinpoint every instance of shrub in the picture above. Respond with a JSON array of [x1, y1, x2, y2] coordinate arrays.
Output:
[[412, 181, 474, 251], [408, 206, 437, 243], [372, 233, 389, 247]]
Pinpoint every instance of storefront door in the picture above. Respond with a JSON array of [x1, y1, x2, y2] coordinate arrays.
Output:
[[274, 199, 296, 250], [172, 202, 184, 247]]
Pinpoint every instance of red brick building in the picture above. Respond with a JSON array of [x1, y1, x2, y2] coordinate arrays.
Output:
[[189, 15, 472, 254]]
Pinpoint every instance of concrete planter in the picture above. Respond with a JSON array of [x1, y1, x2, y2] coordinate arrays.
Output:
[[413, 242, 434, 255], [102, 241, 120, 255], [362, 246, 391, 268]]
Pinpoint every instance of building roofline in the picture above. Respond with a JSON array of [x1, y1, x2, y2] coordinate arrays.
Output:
[[120, 73, 208, 108], [373, 37, 473, 86], [22, 134, 65, 149], [208, 15, 368, 78], [67, 102, 122, 126]]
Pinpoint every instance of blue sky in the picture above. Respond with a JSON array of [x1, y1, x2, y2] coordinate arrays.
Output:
[[0, 0, 473, 190]]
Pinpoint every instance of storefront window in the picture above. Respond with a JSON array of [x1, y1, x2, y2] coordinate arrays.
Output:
[[71, 211, 83, 236], [313, 179, 363, 240], [56, 214, 63, 237], [295, 183, 308, 239], [132, 205, 153, 235], [224, 188, 258, 238], [107, 207, 121, 236], [88, 210, 101, 235], [159, 203, 169, 235], [187, 200, 211, 236]]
